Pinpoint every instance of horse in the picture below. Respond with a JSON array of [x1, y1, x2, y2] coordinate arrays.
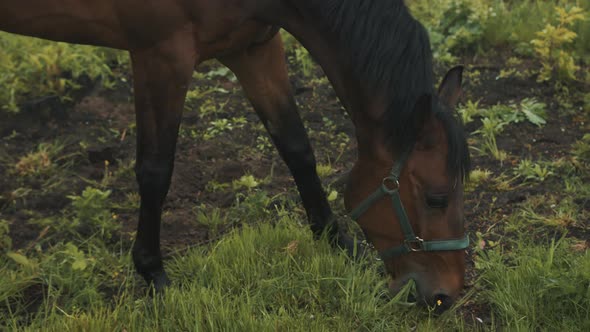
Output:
[[1, 0, 471, 312]]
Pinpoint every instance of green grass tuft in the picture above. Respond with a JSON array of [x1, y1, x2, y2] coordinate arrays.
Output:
[[477, 236, 590, 331]]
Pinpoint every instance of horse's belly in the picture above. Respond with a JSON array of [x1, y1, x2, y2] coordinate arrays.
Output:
[[197, 22, 278, 59]]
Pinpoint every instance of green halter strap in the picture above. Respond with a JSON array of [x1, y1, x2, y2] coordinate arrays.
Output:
[[349, 149, 469, 260]]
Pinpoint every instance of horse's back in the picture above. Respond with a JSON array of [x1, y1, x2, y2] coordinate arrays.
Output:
[[0, 0, 274, 58]]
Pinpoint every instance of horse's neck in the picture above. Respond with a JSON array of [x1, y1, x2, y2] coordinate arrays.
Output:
[[274, 1, 395, 125], [265, 3, 366, 119]]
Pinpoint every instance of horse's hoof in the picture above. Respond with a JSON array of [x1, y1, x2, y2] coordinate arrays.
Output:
[[334, 232, 371, 261], [143, 269, 171, 294]]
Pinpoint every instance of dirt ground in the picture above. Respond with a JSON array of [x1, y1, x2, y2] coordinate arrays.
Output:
[[1, 51, 588, 321]]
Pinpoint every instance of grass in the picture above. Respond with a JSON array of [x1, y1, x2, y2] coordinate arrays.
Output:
[[1, 0, 589, 330], [13, 142, 63, 177], [476, 236, 590, 331], [2, 182, 589, 330], [1, 200, 462, 331]]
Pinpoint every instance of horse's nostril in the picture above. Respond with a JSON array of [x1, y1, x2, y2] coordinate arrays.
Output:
[[433, 293, 453, 314]]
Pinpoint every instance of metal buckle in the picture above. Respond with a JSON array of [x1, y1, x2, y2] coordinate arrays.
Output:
[[404, 237, 424, 252], [381, 176, 400, 194]]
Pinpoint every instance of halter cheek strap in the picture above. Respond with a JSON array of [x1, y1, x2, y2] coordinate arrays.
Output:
[[349, 149, 469, 260]]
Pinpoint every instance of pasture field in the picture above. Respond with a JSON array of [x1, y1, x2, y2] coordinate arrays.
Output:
[[1, 0, 589, 330]]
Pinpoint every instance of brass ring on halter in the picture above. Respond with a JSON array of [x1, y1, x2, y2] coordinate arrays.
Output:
[[381, 176, 400, 194], [404, 237, 425, 252]]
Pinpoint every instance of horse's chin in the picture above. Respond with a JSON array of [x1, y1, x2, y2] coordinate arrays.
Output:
[[388, 275, 412, 295]]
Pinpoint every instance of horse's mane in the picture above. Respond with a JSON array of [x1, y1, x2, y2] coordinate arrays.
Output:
[[308, 0, 470, 178]]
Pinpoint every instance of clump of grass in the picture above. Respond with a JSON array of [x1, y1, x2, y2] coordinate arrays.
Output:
[[3, 240, 132, 323], [476, 236, 590, 331], [2, 205, 468, 330], [13, 142, 64, 177], [504, 194, 579, 232], [466, 168, 492, 191], [1, 190, 464, 329], [2, 184, 589, 330], [316, 163, 335, 178]]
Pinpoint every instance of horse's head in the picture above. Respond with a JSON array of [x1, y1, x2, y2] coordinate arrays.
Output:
[[345, 66, 470, 313]]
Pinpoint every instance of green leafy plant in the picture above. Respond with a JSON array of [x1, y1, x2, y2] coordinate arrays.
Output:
[[519, 98, 547, 127], [485, 99, 546, 127], [233, 175, 260, 191], [469, 98, 546, 160], [205, 180, 231, 193], [409, 0, 494, 62], [203, 116, 247, 140], [473, 117, 507, 161], [68, 187, 118, 238], [255, 135, 273, 153], [0, 33, 124, 113], [202, 99, 229, 117], [294, 46, 315, 78], [457, 99, 482, 124], [465, 168, 492, 191], [184, 88, 224, 111], [496, 57, 534, 80], [327, 190, 339, 202], [196, 207, 229, 237], [531, 6, 586, 82], [205, 66, 237, 82], [179, 125, 200, 139], [572, 134, 590, 162], [204, 119, 232, 140], [437, 0, 489, 53], [0, 219, 11, 250], [322, 117, 337, 131], [514, 159, 554, 182], [316, 163, 335, 178]]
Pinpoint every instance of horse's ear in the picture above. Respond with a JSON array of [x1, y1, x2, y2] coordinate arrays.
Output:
[[438, 66, 463, 108]]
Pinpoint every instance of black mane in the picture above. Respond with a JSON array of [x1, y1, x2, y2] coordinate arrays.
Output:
[[308, 0, 471, 178]]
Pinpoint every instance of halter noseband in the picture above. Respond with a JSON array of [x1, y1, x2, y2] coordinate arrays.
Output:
[[349, 148, 469, 260]]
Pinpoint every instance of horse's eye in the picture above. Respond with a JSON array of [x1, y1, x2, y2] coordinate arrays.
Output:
[[426, 194, 449, 209]]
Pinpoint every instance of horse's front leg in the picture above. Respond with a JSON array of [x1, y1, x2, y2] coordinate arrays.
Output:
[[220, 35, 362, 257], [129, 28, 198, 291]]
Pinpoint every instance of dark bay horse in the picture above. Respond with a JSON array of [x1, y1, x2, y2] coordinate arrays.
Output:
[[1, 0, 470, 311]]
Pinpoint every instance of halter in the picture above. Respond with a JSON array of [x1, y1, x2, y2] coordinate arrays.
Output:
[[349, 148, 469, 260]]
